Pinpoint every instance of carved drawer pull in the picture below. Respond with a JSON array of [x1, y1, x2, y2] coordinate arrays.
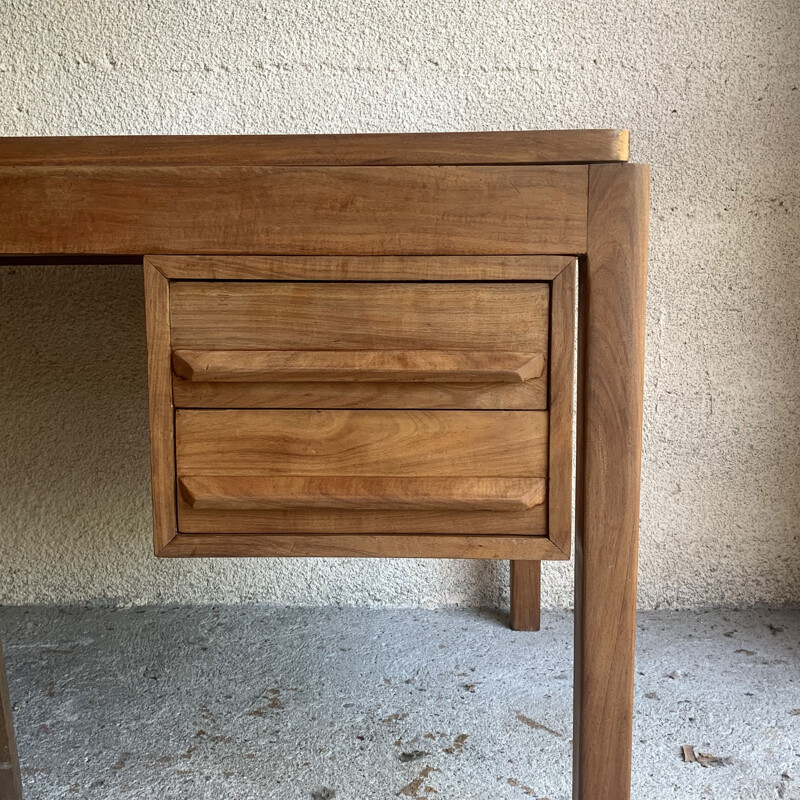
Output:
[[179, 476, 546, 512], [172, 350, 544, 384]]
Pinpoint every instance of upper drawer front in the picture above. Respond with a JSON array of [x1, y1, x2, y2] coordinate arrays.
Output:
[[170, 281, 549, 409]]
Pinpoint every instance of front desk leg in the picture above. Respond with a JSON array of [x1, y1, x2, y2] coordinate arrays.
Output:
[[573, 163, 649, 800], [0, 638, 22, 800]]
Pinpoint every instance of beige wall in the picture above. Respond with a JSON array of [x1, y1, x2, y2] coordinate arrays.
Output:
[[1, 0, 798, 608]]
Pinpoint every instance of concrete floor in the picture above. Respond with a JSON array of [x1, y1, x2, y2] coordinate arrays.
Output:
[[0, 605, 798, 800]]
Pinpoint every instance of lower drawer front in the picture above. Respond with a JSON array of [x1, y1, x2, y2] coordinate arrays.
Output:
[[175, 409, 548, 535]]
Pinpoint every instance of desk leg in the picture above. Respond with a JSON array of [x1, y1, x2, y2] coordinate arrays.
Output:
[[573, 163, 649, 800], [510, 560, 541, 631], [0, 638, 22, 800]]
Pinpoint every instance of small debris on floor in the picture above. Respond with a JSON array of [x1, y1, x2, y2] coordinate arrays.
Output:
[[111, 752, 131, 771], [2, 605, 798, 799], [515, 712, 563, 738], [505, 776, 547, 797], [400, 750, 429, 763], [682, 746, 731, 768], [262, 688, 283, 709], [399, 765, 439, 797], [697, 752, 732, 768], [442, 733, 469, 754]]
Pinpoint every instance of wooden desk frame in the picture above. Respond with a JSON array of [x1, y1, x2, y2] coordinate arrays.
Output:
[[0, 130, 648, 800]]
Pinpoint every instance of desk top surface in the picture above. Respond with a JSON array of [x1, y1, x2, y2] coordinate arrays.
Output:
[[0, 129, 628, 167]]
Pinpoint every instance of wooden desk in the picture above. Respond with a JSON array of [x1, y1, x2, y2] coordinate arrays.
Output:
[[0, 130, 648, 800]]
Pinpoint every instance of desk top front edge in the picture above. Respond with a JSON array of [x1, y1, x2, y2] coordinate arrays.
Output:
[[0, 129, 629, 167]]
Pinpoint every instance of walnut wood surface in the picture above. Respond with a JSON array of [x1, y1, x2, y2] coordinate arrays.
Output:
[[172, 350, 545, 384], [149, 254, 574, 281], [573, 163, 649, 800], [175, 409, 548, 535], [172, 377, 548, 411], [179, 476, 546, 512], [179, 504, 547, 536], [0, 165, 587, 255], [0, 130, 646, 800], [548, 260, 577, 555], [143, 259, 178, 553], [0, 638, 22, 800], [160, 533, 567, 561], [170, 280, 550, 409], [508, 258, 577, 633], [510, 560, 542, 631], [170, 282, 548, 352], [0, 129, 629, 166], [177, 409, 547, 477]]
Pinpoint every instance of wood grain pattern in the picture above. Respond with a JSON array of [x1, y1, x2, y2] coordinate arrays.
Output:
[[160, 533, 568, 560], [0, 638, 22, 800], [0, 130, 629, 167], [510, 560, 541, 631], [178, 503, 547, 535], [507, 261, 576, 629], [176, 410, 547, 478], [172, 377, 548, 411], [179, 476, 546, 512], [175, 409, 548, 535], [573, 163, 649, 800], [548, 260, 577, 555], [143, 258, 178, 553], [149, 255, 575, 281], [3, 132, 646, 800], [0, 165, 588, 255], [178, 504, 547, 536], [170, 281, 549, 409], [172, 350, 545, 384], [170, 282, 549, 352]]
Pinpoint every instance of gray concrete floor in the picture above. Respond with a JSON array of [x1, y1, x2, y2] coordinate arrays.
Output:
[[0, 605, 798, 800]]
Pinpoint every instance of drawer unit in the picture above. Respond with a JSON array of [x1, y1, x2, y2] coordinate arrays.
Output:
[[144, 255, 575, 560]]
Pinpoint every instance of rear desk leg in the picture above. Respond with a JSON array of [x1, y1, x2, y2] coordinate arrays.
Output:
[[510, 560, 541, 631]]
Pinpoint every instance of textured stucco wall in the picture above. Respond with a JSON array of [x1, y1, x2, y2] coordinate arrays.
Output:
[[1, 0, 799, 609]]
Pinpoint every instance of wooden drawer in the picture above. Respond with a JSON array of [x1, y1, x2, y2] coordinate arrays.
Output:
[[144, 255, 575, 560], [170, 281, 549, 410], [175, 409, 548, 535]]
